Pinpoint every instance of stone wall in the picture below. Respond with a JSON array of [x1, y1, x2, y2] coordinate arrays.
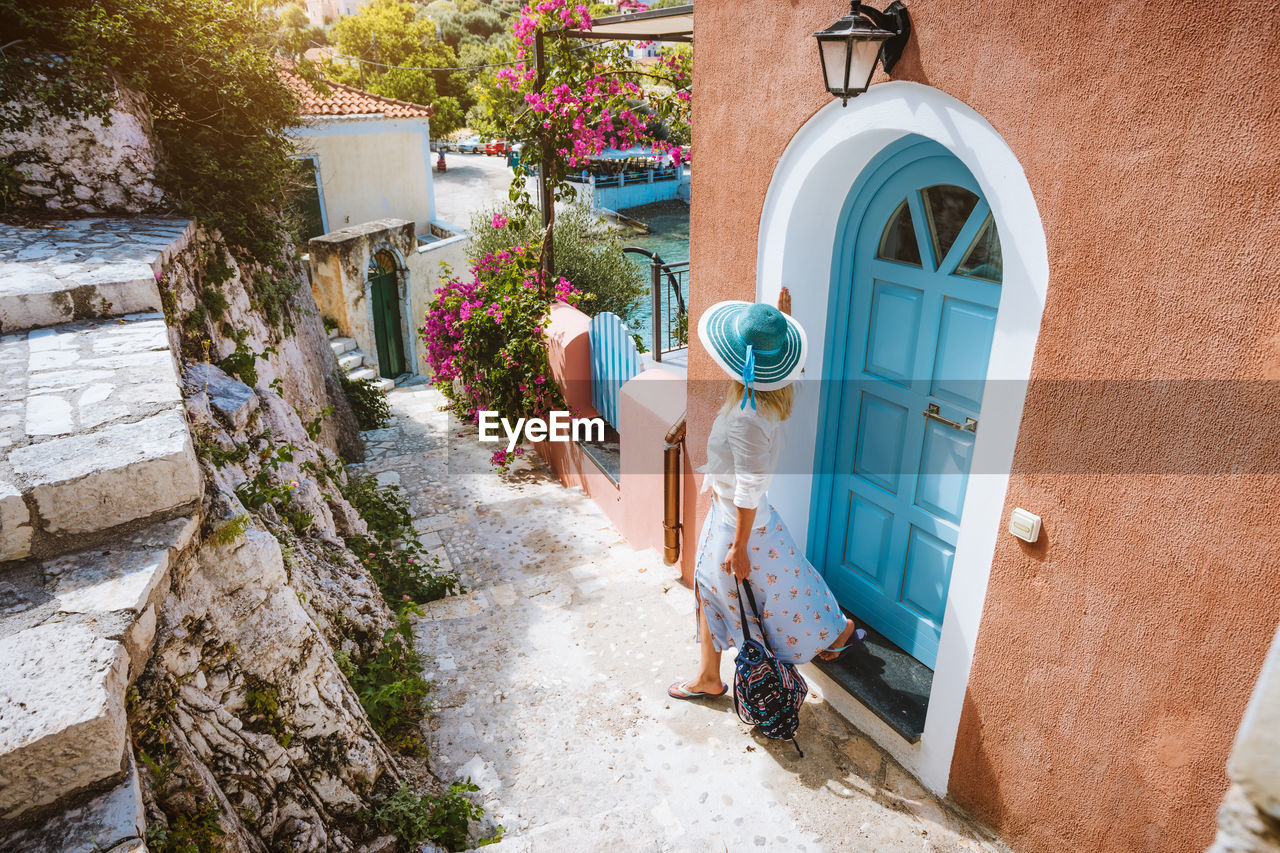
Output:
[[1, 77, 164, 216]]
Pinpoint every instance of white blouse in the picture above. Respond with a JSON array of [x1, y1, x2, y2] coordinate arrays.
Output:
[[699, 404, 784, 516]]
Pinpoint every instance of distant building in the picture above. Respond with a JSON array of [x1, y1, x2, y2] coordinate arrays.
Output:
[[279, 63, 437, 243], [303, 0, 375, 27]]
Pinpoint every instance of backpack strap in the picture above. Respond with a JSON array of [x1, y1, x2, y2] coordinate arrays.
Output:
[[737, 577, 778, 658]]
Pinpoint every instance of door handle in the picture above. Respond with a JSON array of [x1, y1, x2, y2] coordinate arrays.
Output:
[[924, 403, 977, 433]]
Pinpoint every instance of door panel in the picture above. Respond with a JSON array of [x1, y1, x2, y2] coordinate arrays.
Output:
[[864, 280, 923, 385], [914, 421, 974, 523], [852, 392, 909, 495], [930, 297, 996, 411], [901, 525, 954, 626], [814, 138, 1003, 668], [842, 493, 894, 590]]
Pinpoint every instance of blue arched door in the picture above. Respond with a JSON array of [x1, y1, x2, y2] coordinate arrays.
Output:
[[811, 137, 1003, 668]]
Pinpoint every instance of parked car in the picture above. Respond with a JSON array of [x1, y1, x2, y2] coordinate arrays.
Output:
[[456, 136, 483, 153], [485, 139, 511, 155]]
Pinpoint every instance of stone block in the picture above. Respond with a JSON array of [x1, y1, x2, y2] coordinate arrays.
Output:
[[46, 540, 173, 616], [183, 362, 258, 430], [0, 751, 144, 853], [0, 275, 161, 334], [0, 479, 31, 563], [10, 409, 200, 536], [0, 622, 129, 819]]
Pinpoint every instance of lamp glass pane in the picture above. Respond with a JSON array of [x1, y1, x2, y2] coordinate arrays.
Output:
[[848, 38, 884, 92], [819, 38, 851, 93]]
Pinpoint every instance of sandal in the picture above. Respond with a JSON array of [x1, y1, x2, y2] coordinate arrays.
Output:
[[820, 627, 868, 662], [667, 680, 728, 700]]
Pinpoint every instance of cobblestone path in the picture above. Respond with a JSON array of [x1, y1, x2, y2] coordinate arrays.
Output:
[[351, 382, 1010, 853]]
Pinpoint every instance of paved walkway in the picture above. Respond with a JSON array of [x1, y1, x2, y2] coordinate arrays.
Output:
[[352, 383, 1009, 853], [432, 152, 517, 230]]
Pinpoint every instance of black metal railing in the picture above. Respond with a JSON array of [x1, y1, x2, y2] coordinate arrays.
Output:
[[623, 247, 689, 362]]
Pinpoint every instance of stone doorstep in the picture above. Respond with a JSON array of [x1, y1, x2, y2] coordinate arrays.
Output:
[[0, 751, 144, 853], [9, 408, 201, 539]]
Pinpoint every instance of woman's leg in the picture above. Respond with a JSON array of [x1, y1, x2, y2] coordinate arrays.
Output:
[[688, 604, 724, 692]]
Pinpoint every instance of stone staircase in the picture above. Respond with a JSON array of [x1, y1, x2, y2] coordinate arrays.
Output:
[[328, 331, 394, 392], [0, 218, 202, 850]]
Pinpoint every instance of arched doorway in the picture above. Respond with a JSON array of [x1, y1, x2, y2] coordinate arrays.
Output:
[[810, 136, 1003, 669], [752, 82, 1047, 791], [368, 249, 406, 379]]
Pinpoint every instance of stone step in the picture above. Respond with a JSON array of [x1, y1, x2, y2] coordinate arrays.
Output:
[[347, 366, 377, 382], [0, 218, 193, 334], [337, 350, 364, 371], [0, 622, 129, 822], [0, 516, 195, 825], [0, 314, 200, 562], [329, 336, 355, 356], [1, 752, 145, 853], [373, 377, 395, 393]]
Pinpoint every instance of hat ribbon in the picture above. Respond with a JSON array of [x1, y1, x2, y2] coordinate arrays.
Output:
[[740, 344, 757, 410]]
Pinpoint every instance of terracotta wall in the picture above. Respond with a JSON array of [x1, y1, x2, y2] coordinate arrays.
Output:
[[689, 2, 1280, 851]]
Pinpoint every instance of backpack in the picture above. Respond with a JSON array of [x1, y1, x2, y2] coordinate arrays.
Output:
[[732, 578, 808, 756]]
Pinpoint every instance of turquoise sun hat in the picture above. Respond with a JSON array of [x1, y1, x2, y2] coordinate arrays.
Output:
[[698, 300, 808, 408]]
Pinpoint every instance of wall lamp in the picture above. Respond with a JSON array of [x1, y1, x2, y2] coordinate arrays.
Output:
[[813, 1, 912, 105]]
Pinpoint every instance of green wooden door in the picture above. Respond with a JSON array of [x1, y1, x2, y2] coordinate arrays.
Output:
[[369, 251, 405, 378]]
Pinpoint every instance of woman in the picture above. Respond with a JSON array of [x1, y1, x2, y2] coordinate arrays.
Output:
[[668, 289, 864, 700]]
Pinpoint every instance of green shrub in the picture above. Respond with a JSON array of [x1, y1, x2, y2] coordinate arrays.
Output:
[[349, 613, 431, 753], [243, 682, 294, 748], [341, 474, 461, 607], [372, 780, 488, 851], [208, 514, 250, 546], [144, 799, 225, 853], [340, 372, 392, 430], [218, 336, 274, 388], [342, 475, 412, 540], [468, 202, 646, 320], [250, 268, 300, 335]]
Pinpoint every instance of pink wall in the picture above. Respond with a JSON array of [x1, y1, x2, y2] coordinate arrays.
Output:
[[690, 2, 1280, 852], [615, 369, 686, 556], [538, 304, 692, 565]]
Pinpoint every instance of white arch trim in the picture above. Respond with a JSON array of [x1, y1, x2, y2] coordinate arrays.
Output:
[[756, 82, 1049, 795]]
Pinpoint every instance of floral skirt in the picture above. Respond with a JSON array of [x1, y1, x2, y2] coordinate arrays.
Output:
[[693, 498, 849, 665]]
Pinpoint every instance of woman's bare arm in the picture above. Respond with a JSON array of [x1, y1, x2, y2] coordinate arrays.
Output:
[[724, 505, 757, 580]]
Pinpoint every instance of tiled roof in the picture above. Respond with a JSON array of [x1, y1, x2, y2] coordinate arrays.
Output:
[[279, 62, 433, 119]]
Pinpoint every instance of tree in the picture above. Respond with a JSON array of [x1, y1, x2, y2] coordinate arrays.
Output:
[[323, 0, 466, 134], [276, 2, 329, 59], [0, 0, 306, 260]]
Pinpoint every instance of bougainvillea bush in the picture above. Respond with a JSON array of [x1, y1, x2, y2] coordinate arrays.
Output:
[[496, 0, 692, 220], [422, 228, 581, 468]]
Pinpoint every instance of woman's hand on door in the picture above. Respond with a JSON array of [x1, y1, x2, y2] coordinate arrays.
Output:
[[777, 286, 791, 316]]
